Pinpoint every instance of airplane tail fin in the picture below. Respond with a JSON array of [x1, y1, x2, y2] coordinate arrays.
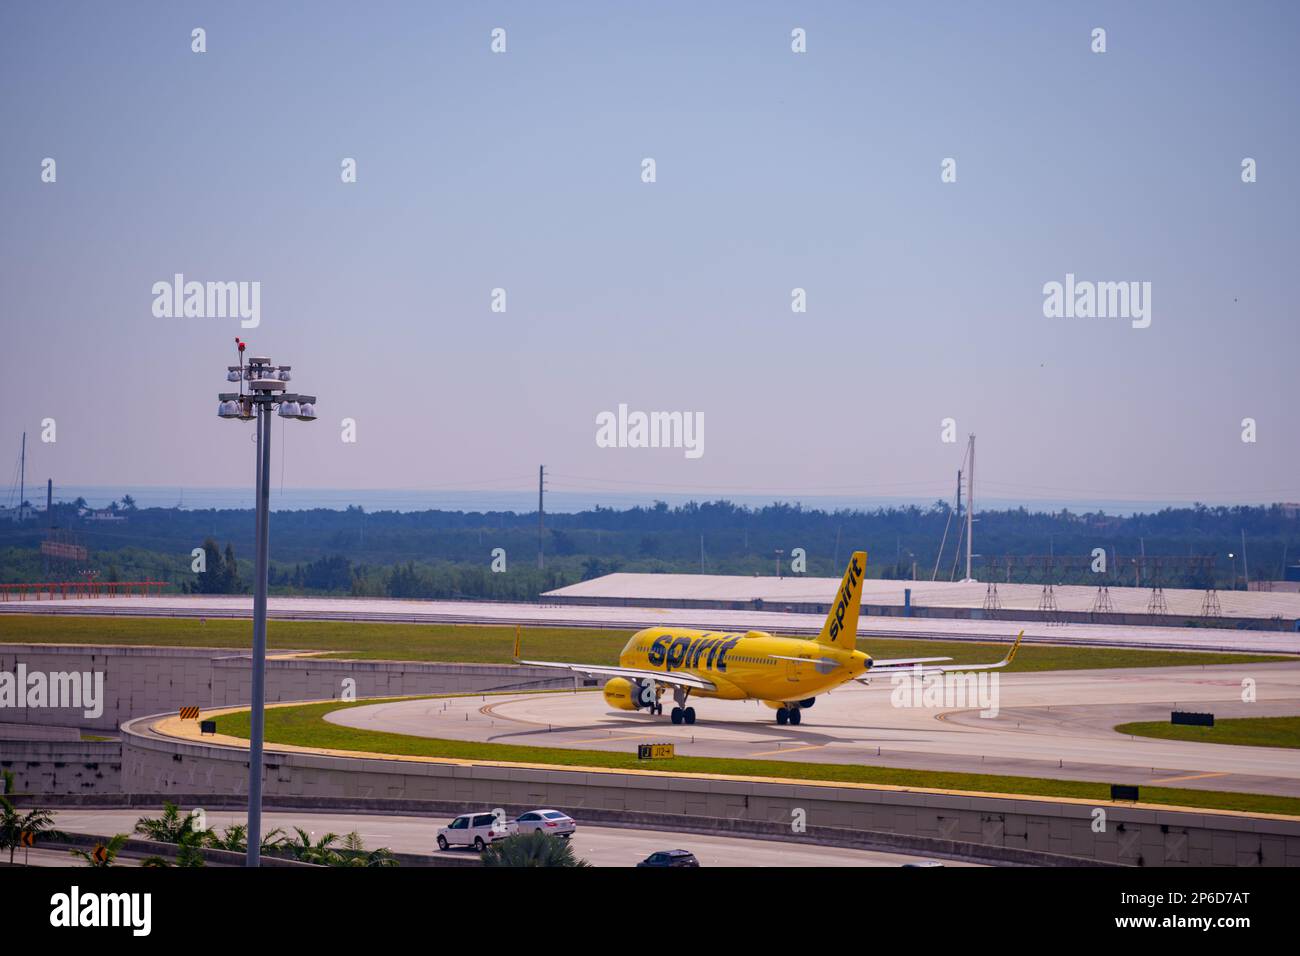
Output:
[[816, 551, 866, 648]]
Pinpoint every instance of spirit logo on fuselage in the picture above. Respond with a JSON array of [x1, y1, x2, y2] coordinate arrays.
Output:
[[827, 555, 862, 643], [647, 634, 741, 672]]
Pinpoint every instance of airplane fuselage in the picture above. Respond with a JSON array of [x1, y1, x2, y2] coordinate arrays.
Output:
[[619, 626, 872, 703]]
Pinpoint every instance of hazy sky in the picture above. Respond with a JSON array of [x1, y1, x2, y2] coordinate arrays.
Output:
[[2, 1, 1297, 508]]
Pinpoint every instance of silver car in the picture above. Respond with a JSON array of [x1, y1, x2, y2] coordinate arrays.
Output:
[[514, 809, 576, 838]]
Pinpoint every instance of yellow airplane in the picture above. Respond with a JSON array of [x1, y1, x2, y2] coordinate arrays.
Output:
[[515, 551, 1023, 725]]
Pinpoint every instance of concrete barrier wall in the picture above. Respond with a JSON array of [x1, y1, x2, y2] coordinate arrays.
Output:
[[1, 644, 575, 732], [44, 831, 316, 867], [0, 740, 121, 793], [120, 716, 1300, 867]]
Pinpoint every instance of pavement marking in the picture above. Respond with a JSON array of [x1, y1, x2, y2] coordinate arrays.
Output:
[[1149, 771, 1231, 785], [567, 733, 663, 745], [480, 700, 551, 728], [749, 743, 827, 757]]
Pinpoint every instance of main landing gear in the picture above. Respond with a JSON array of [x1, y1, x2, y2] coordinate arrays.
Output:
[[669, 686, 696, 725], [775, 705, 802, 726]]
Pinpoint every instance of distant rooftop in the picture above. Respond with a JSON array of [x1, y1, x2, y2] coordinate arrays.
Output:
[[544, 573, 1300, 626]]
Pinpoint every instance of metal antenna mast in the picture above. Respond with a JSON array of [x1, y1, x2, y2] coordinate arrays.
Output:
[[963, 434, 976, 582], [537, 465, 545, 569]]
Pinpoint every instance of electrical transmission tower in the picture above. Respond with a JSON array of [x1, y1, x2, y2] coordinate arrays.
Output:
[[1144, 555, 1169, 615], [983, 582, 1001, 615], [1038, 583, 1060, 622]]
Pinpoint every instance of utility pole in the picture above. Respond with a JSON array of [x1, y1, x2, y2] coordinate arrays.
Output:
[[537, 465, 545, 570], [19, 431, 25, 521], [963, 434, 975, 582], [946, 468, 966, 583], [249, 393, 271, 866], [43, 478, 52, 575], [216, 342, 318, 866], [955, 469, 962, 529], [700, 534, 705, 573], [1241, 529, 1249, 589]]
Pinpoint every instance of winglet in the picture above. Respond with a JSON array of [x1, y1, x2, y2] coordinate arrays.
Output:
[[513, 624, 522, 662], [1004, 629, 1025, 666]]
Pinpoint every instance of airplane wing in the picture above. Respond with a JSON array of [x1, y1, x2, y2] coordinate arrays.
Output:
[[862, 656, 953, 669], [511, 626, 715, 691], [856, 630, 1024, 680], [514, 658, 716, 690]]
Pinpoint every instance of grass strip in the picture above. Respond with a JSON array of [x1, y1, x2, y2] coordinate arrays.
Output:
[[1116, 716, 1300, 750], [1, 615, 1288, 671], [210, 696, 1300, 818]]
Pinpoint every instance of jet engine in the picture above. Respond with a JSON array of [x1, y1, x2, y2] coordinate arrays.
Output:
[[603, 677, 643, 711]]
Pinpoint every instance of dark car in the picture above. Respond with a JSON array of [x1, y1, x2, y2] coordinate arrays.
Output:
[[637, 849, 700, 868]]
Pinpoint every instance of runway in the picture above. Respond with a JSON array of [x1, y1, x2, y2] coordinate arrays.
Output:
[[327, 662, 1300, 798], [43, 809, 964, 867], [3, 593, 1299, 653]]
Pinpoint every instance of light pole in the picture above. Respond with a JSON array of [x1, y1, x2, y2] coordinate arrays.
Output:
[[217, 337, 317, 866]]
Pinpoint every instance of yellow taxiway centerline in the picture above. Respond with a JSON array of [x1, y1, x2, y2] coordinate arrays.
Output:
[[1149, 771, 1231, 785], [748, 743, 827, 757]]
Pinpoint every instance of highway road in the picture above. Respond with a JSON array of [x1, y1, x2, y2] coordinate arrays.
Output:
[[327, 662, 1300, 797], [43, 808, 969, 867]]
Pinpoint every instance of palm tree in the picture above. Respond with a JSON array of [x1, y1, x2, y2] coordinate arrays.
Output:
[[285, 826, 343, 865], [0, 796, 62, 864], [480, 830, 591, 867], [133, 802, 212, 845], [140, 828, 207, 867], [206, 822, 286, 855], [335, 831, 398, 868], [70, 833, 130, 867], [206, 822, 248, 851]]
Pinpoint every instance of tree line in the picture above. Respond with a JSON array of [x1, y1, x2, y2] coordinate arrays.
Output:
[[0, 500, 1296, 598]]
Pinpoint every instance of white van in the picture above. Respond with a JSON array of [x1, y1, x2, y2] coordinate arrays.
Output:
[[436, 811, 517, 851]]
